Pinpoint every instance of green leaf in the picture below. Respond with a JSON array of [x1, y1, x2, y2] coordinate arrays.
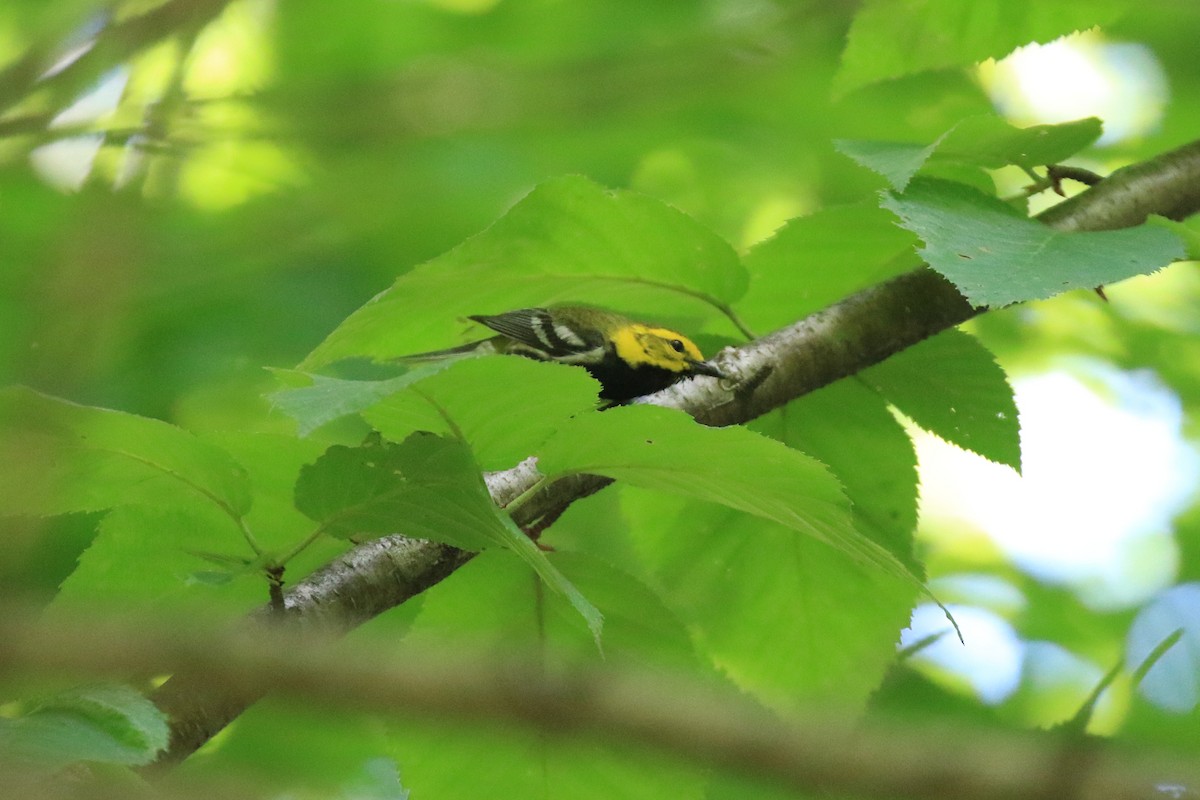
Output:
[[338, 757, 411, 800], [204, 431, 340, 563], [0, 684, 168, 767], [835, 138, 946, 192], [387, 712, 705, 800], [300, 175, 748, 368], [364, 357, 600, 470], [741, 203, 921, 330], [43, 430, 328, 622], [536, 405, 919, 583], [1148, 216, 1200, 261], [294, 434, 602, 640], [881, 178, 1185, 306], [539, 485, 640, 573], [403, 550, 699, 670], [0, 387, 252, 519], [295, 434, 499, 546], [187, 698, 394, 791], [919, 161, 999, 198], [268, 364, 457, 437], [386, 551, 706, 799], [837, 116, 1103, 190], [755, 381, 920, 570], [48, 504, 266, 620], [937, 116, 1102, 171], [834, 0, 1128, 95], [630, 495, 918, 713], [861, 329, 1022, 471]]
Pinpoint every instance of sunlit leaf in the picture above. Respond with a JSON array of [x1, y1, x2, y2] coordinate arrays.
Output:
[[861, 329, 1021, 471], [364, 357, 600, 470], [741, 203, 921, 330], [629, 495, 917, 713], [936, 116, 1102, 171], [295, 434, 498, 546], [387, 713, 705, 800], [189, 699, 394, 792], [536, 405, 920, 583], [338, 757, 411, 800], [403, 550, 698, 669], [837, 116, 1103, 190], [834, 0, 1127, 95], [300, 175, 747, 368], [268, 364, 457, 437]]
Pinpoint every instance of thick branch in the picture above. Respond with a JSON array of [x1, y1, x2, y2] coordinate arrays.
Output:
[[679, 268, 974, 426], [1038, 140, 1200, 231], [152, 137, 1200, 765], [150, 535, 473, 767], [150, 456, 607, 763]]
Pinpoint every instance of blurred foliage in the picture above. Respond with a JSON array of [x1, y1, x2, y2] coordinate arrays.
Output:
[[2, 0, 1200, 797]]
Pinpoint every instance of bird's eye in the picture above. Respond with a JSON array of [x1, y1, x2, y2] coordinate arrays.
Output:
[[669, 339, 686, 353]]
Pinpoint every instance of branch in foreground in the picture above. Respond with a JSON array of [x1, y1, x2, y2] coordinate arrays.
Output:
[[0, 0, 233, 117], [5, 611, 1196, 800], [151, 535, 473, 767], [152, 136, 1200, 765]]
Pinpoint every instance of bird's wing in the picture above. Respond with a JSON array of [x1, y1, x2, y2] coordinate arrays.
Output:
[[468, 308, 595, 357]]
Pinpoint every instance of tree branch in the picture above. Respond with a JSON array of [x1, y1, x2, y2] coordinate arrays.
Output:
[[3, 610, 1194, 800], [151, 136, 1200, 766], [1038, 140, 1200, 231], [0, 0, 233, 117]]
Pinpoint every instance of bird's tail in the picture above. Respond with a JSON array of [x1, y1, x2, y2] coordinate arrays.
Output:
[[394, 338, 500, 363]]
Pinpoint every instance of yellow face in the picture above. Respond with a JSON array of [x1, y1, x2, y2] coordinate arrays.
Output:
[[610, 324, 708, 373]]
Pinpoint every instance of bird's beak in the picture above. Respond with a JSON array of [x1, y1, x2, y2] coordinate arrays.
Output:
[[688, 359, 727, 380]]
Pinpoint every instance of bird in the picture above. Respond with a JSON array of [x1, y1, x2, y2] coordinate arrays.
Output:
[[400, 305, 725, 403]]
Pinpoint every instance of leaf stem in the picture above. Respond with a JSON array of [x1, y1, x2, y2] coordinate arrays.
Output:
[[574, 274, 755, 339], [502, 476, 550, 520], [276, 523, 331, 567], [1062, 658, 1123, 735], [895, 630, 948, 662], [715, 302, 756, 340], [413, 387, 468, 442], [1130, 627, 1184, 686], [237, 518, 265, 556], [1019, 165, 1043, 185]]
